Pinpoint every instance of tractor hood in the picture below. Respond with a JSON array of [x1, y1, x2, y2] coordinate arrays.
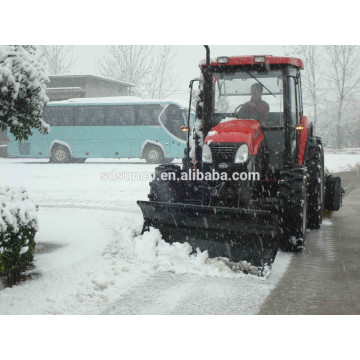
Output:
[[204, 119, 264, 155]]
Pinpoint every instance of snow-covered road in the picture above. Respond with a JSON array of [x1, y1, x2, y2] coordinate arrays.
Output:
[[0, 152, 359, 314]]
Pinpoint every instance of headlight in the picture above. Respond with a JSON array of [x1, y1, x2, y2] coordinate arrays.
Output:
[[234, 144, 249, 164], [202, 144, 212, 163]]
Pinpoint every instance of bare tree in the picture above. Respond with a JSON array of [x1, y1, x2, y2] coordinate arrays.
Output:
[[284, 46, 325, 134], [98, 45, 153, 95], [98, 45, 178, 98], [326, 45, 360, 148], [293, 46, 324, 134], [147, 46, 177, 99], [40, 45, 76, 75]]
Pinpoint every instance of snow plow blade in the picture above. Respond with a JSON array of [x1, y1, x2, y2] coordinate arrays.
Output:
[[137, 201, 279, 268]]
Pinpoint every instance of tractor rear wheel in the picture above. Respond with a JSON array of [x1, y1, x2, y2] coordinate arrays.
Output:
[[279, 167, 308, 252], [306, 138, 324, 229]]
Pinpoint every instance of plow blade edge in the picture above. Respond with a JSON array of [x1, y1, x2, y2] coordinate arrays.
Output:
[[137, 201, 279, 268]]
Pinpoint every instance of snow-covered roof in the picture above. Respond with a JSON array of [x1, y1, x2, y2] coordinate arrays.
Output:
[[48, 96, 192, 109], [47, 87, 83, 90], [48, 74, 135, 88]]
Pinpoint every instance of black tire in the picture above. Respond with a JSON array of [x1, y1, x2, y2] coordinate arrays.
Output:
[[324, 176, 342, 211], [148, 164, 182, 202], [50, 145, 72, 163], [278, 167, 308, 252], [143, 145, 164, 164], [306, 138, 324, 229]]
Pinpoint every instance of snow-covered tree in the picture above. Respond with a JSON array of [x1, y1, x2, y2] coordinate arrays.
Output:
[[0, 45, 49, 141], [0, 45, 47, 284], [39, 45, 76, 75]]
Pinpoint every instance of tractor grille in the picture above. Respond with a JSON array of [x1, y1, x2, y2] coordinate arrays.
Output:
[[211, 145, 236, 162]]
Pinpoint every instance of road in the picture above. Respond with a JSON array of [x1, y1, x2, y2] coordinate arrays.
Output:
[[259, 171, 360, 314]]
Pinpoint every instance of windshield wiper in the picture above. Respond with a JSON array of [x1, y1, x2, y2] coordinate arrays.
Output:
[[243, 70, 276, 98]]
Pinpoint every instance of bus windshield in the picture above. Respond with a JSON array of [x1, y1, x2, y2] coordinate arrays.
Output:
[[159, 104, 187, 141]]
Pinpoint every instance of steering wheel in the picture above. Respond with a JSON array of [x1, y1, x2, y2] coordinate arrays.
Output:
[[234, 104, 244, 114]]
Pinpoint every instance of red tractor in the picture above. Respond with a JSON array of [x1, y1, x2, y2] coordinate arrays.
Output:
[[138, 46, 342, 272]]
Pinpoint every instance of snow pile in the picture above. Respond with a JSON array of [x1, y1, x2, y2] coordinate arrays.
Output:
[[0, 186, 38, 233], [106, 226, 254, 278]]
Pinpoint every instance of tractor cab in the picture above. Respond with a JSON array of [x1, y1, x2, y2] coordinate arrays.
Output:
[[196, 55, 306, 174]]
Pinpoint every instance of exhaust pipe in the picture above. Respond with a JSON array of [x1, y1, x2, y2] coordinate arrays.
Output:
[[202, 45, 213, 143], [204, 45, 210, 68]]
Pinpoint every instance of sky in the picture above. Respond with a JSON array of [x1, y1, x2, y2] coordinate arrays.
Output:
[[71, 45, 288, 102]]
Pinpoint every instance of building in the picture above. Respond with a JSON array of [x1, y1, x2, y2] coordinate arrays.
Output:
[[47, 75, 135, 101]]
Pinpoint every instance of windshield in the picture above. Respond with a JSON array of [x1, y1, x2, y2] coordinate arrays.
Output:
[[213, 69, 284, 126]]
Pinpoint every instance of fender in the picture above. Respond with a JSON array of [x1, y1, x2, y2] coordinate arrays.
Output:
[[49, 140, 72, 157], [140, 140, 166, 157], [204, 119, 264, 155], [297, 116, 310, 165]]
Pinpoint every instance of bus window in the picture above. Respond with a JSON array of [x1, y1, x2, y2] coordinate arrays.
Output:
[[160, 104, 186, 140], [42, 106, 54, 126], [44, 106, 74, 126], [107, 105, 136, 126], [73, 106, 106, 126], [136, 105, 162, 126]]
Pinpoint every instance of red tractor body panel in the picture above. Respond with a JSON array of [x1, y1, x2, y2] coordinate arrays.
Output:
[[204, 119, 264, 155]]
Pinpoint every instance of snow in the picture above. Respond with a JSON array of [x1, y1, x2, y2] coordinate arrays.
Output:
[[324, 149, 360, 172], [0, 151, 354, 314], [0, 157, 293, 314], [51, 96, 191, 110]]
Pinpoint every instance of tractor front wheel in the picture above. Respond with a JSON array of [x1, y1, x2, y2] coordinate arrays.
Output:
[[306, 138, 325, 229], [279, 167, 308, 252]]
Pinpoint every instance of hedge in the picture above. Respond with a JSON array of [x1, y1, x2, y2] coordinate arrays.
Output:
[[0, 186, 38, 284]]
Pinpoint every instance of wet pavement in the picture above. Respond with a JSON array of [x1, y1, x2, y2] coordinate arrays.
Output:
[[259, 171, 360, 314]]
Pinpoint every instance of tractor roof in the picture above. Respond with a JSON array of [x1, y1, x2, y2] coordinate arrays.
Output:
[[200, 55, 304, 69]]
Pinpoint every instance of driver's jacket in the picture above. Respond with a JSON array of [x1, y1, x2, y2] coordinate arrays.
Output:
[[237, 99, 269, 127]]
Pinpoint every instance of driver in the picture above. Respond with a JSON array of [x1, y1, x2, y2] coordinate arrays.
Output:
[[236, 83, 269, 127]]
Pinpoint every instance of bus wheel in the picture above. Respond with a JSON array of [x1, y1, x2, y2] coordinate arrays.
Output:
[[144, 145, 164, 164], [50, 145, 71, 163]]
